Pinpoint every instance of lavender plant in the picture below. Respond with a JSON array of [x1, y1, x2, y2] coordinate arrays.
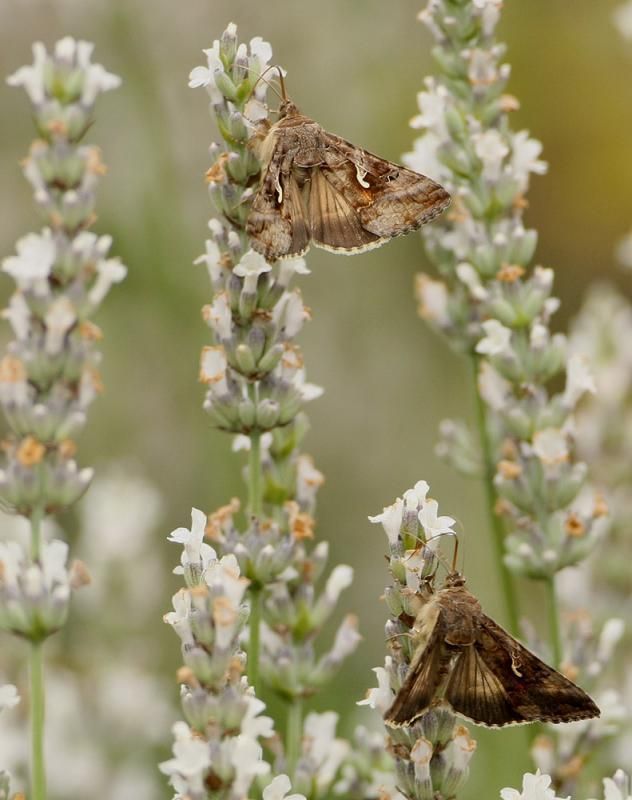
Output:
[[0, 38, 124, 799], [364, 480, 476, 800], [0, 683, 19, 799], [161, 25, 362, 799], [0, 468, 170, 800], [501, 769, 632, 800], [404, 0, 622, 793]]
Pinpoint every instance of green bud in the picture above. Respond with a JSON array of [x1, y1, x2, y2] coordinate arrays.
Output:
[[247, 325, 266, 363], [256, 398, 280, 428], [384, 586, 404, 617], [227, 273, 242, 314], [238, 398, 256, 428], [214, 71, 238, 102], [257, 343, 284, 373], [238, 289, 257, 321], [225, 154, 249, 184], [471, 243, 501, 277], [219, 24, 238, 66], [460, 188, 487, 218], [278, 392, 302, 424], [235, 343, 257, 374], [445, 106, 467, 140], [519, 288, 547, 321], [227, 111, 249, 143], [487, 296, 519, 327], [389, 556, 407, 586], [505, 407, 533, 440], [549, 462, 587, 510]]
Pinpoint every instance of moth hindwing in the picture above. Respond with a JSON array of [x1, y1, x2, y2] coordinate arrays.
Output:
[[246, 100, 450, 262], [384, 572, 601, 728]]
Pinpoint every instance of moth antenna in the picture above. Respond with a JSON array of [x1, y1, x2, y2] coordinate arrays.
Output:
[[249, 64, 286, 104], [275, 65, 288, 101], [385, 631, 414, 643], [422, 531, 461, 578]]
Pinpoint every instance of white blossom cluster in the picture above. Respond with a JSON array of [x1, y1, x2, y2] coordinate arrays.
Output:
[[190, 21, 358, 699], [1, 38, 125, 517], [363, 480, 476, 800], [162, 508, 303, 800], [176, 25, 385, 800], [0, 469, 172, 800], [527, 611, 626, 795], [569, 286, 632, 582], [0, 536, 89, 639], [409, 0, 605, 580], [406, 1, 623, 796], [502, 770, 632, 800], [0, 684, 18, 800], [190, 25, 321, 437]]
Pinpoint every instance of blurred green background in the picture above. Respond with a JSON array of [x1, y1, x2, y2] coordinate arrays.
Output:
[[1, 0, 631, 797]]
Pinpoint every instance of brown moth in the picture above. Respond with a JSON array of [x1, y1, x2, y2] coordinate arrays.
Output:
[[385, 571, 600, 728], [246, 98, 450, 261]]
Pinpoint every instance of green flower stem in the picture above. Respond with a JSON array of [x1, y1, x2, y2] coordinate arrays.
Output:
[[29, 508, 47, 800], [248, 430, 263, 517], [471, 355, 520, 635], [546, 575, 562, 668], [247, 586, 262, 692], [30, 641, 46, 800], [30, 506, 44, 561], [286, 695, 303, 778], [247, 422, 264, 693]]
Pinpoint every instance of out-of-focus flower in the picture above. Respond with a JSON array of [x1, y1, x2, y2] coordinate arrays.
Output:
[[613, 2, 632, 40], [500, 771, 568, 800], [0, 685, 19, 713]]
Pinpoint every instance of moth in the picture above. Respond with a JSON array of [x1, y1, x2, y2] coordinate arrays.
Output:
[[385, 570, 600, 728], [246, 95, 450, 261]]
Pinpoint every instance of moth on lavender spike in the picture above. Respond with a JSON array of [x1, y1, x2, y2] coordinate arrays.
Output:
[[385, 539, 600, 729], [245, 69, 450, 261]]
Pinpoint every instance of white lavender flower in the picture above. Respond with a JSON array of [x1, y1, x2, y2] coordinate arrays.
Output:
[[366, 480, 475, 800], [0, 537, 89, 640], [2, 41, 125, 517], [613, 2, 632, 40], [409, 1, 604, 676], [0, 685, 19, 713], [500, 771, 567, 800], [163, 503, 316, 800]]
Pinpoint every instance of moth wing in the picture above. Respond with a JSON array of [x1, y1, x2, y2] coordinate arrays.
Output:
[[308, 168, 386, 254], [384, 604, 453, 727], [444, 642, 524, 726], [446, 615, 600, 727], [247, 158, 311, 261], [323, 133, 451, 238]]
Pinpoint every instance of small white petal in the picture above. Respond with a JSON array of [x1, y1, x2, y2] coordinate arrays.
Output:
[[476, 319, 512, 356]]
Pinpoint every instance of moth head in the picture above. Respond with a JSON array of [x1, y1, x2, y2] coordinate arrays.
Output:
[[278, 99, 300, 120], [248, 64, 293, 117], [442, 571, 467, 590]]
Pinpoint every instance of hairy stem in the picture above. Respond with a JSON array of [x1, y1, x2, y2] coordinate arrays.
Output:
[[247, 586, 262, 692], [30, 641, 46, 800], [248, 430, 263, 517], [29, 508, 47, 799], [286, 695, 303, 778], [471, 355, 520, 634], [30, 505, 44, 561], [546, 575, 562, 668]]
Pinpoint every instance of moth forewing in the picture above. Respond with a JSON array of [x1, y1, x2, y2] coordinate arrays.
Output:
[[383, 573, 601, 729], [246, 99, 450, 262]]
